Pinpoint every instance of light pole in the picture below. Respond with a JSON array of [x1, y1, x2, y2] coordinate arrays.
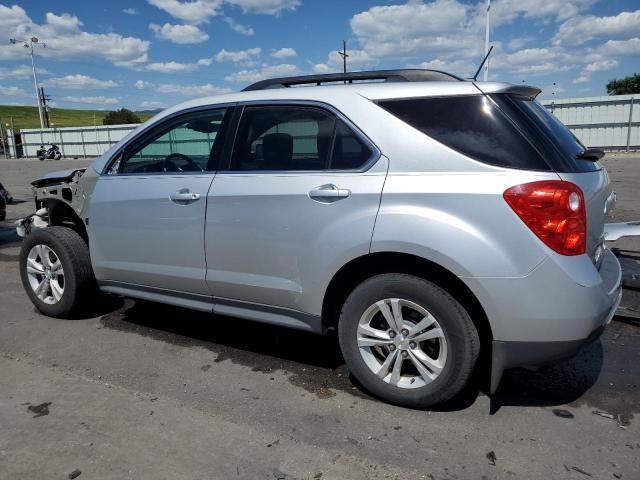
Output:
[[10, 36, 47, 129], [483, 0, 491, 81]]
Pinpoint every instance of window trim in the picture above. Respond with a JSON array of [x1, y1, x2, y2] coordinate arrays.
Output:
[[100, 103, 237, 176], [222, 100, 381, 174]]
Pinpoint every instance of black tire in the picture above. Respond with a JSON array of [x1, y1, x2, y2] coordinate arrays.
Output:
[[20, 226, 96, 317], [338, 273, 480, 408]]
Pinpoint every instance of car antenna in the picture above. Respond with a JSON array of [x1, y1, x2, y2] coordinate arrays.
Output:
[[472, 45, 494, 81]]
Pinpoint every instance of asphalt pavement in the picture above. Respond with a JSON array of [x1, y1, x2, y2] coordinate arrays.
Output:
[[0, 155, 639, 480]]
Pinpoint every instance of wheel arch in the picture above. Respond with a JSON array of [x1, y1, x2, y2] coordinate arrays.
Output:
[[40, 198, 88, 244], [321, 251, 493, 371]]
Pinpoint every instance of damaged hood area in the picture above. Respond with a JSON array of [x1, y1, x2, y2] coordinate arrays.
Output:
[[31, 169, 86, 188]]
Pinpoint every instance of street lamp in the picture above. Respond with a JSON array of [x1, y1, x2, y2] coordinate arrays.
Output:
[[9, 36, 47, 129]]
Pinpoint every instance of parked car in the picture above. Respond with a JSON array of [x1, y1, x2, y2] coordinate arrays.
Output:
[[0, 181, 12, 221], [16, 70, 622, 408]]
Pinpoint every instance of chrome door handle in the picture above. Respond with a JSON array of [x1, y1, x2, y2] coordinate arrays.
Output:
[[170, 189, 201, 204], [308, 184, 351, 201]]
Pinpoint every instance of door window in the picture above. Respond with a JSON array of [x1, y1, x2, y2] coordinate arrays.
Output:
[[230, 105, 375, 172], [114, 108, 229, 174]]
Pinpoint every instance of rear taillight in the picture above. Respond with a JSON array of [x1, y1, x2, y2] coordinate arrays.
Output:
[[503, 180, 586, 256]]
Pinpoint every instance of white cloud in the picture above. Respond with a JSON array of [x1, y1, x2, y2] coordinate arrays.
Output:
[[225, 0, 300, 15], [144, 59, 212, 72], [0, 64, 49, 80], [271, 47, 296, 59], [0, 85, 29, 97], [590, 37, 640, 58], [123, 8, 138, 15], [46, 74, 118, 89], [140, 100, 167, 109], [149, 23, 209, 44], [507, 37, 534, 50], [554, 10, 640, 46], [135, 80, 152, 89], [313, 49, 375, 73], [61, 95, 119, 105], [215, 47, 261, 62], [0, 8, 149, 67], [157, 83, 232, 96], [495, 47, 578, 75], [407, 59, 476, 78], [487, 0, 595, 26], [147, 0, 223, 24], [225, 63, 299, 83], [573, 59, 620, 84], [350, 0, 479, 60], [225, 17, 254, 36]]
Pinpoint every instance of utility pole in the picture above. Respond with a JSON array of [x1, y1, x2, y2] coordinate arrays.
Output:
[[338, 40, 349, 74], [10, 36, 47, 129], [39, 87, 51, 128], [483, 0, 491, 81]]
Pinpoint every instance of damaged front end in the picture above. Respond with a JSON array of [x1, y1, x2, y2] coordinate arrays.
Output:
[[16, 167, 99, 240]]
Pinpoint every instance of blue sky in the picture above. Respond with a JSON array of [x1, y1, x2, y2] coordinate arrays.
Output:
[[0, 0, 638, 110]]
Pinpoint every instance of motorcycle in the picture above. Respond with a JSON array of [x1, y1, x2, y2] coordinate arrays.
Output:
[[37, 144, 62, 161]]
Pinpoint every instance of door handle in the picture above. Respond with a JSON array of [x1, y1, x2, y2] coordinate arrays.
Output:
[[170, 189, 201, 204], [308, 184, 351, 201]]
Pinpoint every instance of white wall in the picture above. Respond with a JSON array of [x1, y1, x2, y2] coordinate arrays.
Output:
[[541, 94, 638, 150]]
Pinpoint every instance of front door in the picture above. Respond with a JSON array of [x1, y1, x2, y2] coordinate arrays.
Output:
[[90, 107, 232, 295]]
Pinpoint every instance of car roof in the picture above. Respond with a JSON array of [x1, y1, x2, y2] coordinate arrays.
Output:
[[161, 81, 535, 117]]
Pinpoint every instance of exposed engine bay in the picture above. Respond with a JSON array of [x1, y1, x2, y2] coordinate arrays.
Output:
[[16, 167, 99, 240]]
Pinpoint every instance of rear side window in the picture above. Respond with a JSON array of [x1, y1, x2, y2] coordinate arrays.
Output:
[[491, 95, 598, 173], [378, 96, 551, 171]]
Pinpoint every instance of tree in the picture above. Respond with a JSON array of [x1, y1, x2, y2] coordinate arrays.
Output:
[[103, 108, 142, 125], [606, 73, 640, 95]]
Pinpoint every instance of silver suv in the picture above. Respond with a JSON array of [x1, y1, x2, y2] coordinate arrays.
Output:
[[17, 70, 622, 408]]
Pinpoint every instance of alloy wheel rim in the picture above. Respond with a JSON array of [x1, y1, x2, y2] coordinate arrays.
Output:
[[357, 298, 447, 389], [26, 244, 65, 305]]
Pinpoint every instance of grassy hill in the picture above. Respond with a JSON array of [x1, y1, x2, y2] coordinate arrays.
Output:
[[0, 105, 154, 131]]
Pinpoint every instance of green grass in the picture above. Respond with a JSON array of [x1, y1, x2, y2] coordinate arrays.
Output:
[[0, 105, 153, 131]]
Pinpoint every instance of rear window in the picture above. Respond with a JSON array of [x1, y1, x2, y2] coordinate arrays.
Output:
[[378, 95, 551, 171], [491, 95, 598, 173]]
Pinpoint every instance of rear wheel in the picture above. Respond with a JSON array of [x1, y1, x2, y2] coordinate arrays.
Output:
[[338, 274, 479, 408], [20, 226, 95, 317]]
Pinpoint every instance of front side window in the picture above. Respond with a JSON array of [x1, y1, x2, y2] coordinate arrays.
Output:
[[230, 105, 374, 172], [115, 108, 229, 174]]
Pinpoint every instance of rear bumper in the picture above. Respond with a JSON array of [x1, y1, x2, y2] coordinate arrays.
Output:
[[463, 248, 622, 393]]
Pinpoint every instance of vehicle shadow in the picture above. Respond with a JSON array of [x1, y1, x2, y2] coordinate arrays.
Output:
[[490, 341, 604, 413], [98, 298, 603, 411]]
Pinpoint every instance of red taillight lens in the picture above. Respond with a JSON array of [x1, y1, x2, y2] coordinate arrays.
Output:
[[503, 180, 586, 256]]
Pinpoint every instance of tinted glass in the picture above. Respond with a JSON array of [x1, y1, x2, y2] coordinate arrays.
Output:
[[491, 95, 598, 173], [117, 109, 227, 174], [378, 96, 551, 171], [330, 120, 373, 170], [231, 106, 335, 171]]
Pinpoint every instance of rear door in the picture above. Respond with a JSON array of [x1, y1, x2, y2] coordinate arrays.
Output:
[[90, 107, 232, 295], [204, 103, 387, 316]]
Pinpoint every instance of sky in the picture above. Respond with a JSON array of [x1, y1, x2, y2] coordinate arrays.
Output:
[[0, 0, 638, 111]]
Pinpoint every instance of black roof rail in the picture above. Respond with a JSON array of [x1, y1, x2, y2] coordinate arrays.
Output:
[[242, 69, 464, 91]]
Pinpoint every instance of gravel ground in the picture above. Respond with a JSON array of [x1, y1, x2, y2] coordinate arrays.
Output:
[[0, 155, 639, 480]]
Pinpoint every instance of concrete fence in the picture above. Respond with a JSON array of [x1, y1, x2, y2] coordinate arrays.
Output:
[[540, 94, 637, 151], [2, 93, 638, 158]]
